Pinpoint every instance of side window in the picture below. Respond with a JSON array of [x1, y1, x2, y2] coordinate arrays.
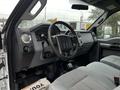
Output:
[[97, 11, 120, 39]]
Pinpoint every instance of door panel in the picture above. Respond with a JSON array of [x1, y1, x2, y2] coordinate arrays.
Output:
[[99, 37, 120, 58]]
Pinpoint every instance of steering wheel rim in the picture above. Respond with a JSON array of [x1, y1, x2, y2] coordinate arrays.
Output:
[[48, 21, 79, 60]]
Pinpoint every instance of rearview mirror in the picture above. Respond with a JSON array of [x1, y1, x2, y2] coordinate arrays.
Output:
[[72, 4, 88, 10]]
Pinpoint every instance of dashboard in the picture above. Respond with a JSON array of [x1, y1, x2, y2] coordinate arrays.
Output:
[[13, 24, 96, 72]]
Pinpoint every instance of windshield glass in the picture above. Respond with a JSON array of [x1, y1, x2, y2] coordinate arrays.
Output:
[[18, 0, 104, 30], [0, 0, 19, 31]]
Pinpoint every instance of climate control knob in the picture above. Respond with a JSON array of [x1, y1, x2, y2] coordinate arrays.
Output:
[[21, 34, 32, 44]]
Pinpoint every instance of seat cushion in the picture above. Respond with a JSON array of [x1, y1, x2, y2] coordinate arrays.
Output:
[[114, 85, 120, 90], [101, 55, 120, 70], [48, 65, 116, 90], [87, 62, 120, 82]]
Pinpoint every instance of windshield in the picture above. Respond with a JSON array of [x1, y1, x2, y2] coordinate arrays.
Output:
[[0, 0, 19, 31], [18, 0, 104, 30]]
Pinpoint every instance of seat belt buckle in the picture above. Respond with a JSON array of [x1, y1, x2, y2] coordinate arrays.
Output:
[[114, 76, 120, 86]]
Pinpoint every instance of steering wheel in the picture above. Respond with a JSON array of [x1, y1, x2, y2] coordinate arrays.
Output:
[[48, 21, 79, 60]]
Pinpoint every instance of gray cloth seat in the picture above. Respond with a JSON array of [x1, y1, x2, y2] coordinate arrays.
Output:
[[87, 62, 120, 83], [101, 55, 120, 70], [48, 62, 120, 90]]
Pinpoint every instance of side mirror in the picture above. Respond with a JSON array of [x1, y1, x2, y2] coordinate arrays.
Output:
[[72, 4, 88, 10]]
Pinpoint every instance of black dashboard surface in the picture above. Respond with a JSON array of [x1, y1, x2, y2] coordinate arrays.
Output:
[[14, 24, 95, 72], [31, 24, 60, 41]]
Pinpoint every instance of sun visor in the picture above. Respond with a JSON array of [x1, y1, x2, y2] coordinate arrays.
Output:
[[20, 0, 47, 20]]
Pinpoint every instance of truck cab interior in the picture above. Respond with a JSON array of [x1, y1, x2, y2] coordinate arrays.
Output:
[[2, 0, 120, 90]]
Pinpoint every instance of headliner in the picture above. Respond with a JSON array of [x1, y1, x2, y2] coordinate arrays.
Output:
[[82, 0, 120, 14]]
